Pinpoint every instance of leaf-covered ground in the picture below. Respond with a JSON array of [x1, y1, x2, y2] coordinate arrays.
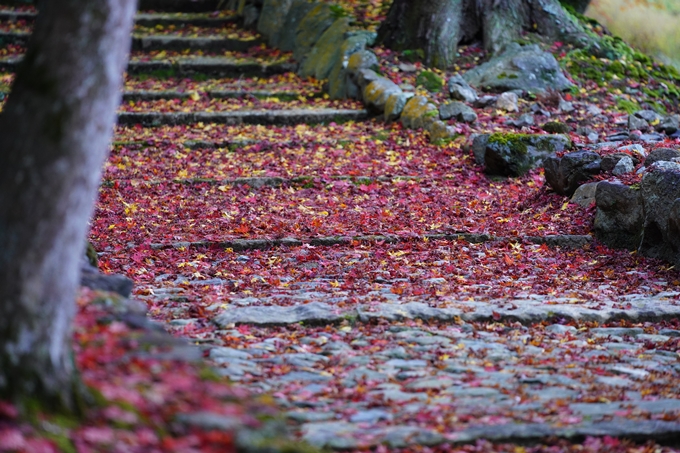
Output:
[[2, 1, 680, 452]]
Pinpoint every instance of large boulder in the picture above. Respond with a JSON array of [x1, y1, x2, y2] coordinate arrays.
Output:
[[257, 0, 293, 47], [299, 17, 350, 79], [384, 92, 409, 122], [447, 74, 478, 103], [400, 96, 437, 130], [462, 44, 574, 93], [294, 3, 336, 62], [439, 101, 477, 123], [593, 181, 643, 251], [543, 151, 601, 196], [645, 147, 680, 167], [277, 0, 316, 52], [327, 32, 376, 99], [639, 161, 680, 262], [483, 133, 572, 177], [362, 77, 402, 112]]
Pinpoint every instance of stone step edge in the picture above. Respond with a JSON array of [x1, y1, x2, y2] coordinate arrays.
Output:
[[297, 418, 680, 451], [111, 137, 351, 150], [0, 32, 263, 52], [116, 109, 369, 126], [121, 90, 318, 102], [0, 11, 239, 27], [0, 58, 298, 78], [101, 175, 445, 188], [149, 233, 593, 251], [212, 297, 680, 328]]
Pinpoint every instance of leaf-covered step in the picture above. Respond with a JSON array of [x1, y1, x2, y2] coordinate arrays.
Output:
[[116, 108, 369, 127], [0, 10, 239, 27], [93, 179, 590, 244], [121, 89, 317, 102], [0, 30, 26, 45], [138, 0, 224, 13], [131, 34, 262, 52], [0, 56, 297, 77]]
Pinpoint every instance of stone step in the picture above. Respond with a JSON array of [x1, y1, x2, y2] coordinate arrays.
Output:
[[0, 10, 239, 27], [148, 233, 592, 252], [121, 90, 316, 102], [0, 33, 261, 52], [0, 57, 297, 77], [131, 34, 262, 52], [116, 108, 369, 126]]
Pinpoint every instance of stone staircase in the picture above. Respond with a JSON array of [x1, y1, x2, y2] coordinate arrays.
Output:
[[2, 2, 680, 450]]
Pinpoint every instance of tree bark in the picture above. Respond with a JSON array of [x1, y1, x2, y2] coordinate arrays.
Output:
[[377, 0, 590, 69], [0, 0, 136, 413]]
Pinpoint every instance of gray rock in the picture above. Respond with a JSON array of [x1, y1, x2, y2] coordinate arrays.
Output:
[[277, 0, 315, 51], [287, 410, 336, 423], [400, 96, 436, 130], [213, 301, 343, 326], [299, 17, 350, 79], [545, 324, 577, 335], [543, 150, 601, 196], [277, 370, 332, 383], [508, 113, 535, 128], [471, 134, 490, 165], [406, 376, 456, 390], [601, 152, 640, 172], [558, 99, 574, 113], [484, 133, 572, 177], [355, 68, 380, 91], [80, 263, 134, 297], [349, 408, 393, 423], [474, 95, 498, 108], [362, 77, 402, 112], [596, 375, 633, 387], [629, 114, 649, 131], [444, 387, 501, 397], [645, 147, 680, 167], [209, 347, 253, 361], [301, 421, 360, 449], [495, 91, 518, 112], [658, 114, 680, 135], [175, 412, 243, 431], [594, 181, 643, 250], [462, 44, 574, 93], [439, 101, 477, 123], [380, 426, 444, 448], [328, 35, 376, 99], [293, 4, 335, 62], [383, 359, 428, 369], [591, 327, 644, 337], [448, 74, 478, 103], [571, 182, 600, 208], [635, 110, 663, 123], [384, 91, 409, 121], [428, 120, 455, 142], [639, 161, 680, 263], [612, 155, 635, 175], [257, 0, 293, 47]]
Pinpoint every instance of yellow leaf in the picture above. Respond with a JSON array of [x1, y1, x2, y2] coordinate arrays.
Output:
[[190, 91, 201, 101]]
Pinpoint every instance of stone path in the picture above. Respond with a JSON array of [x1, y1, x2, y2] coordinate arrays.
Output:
[[3, 2, 680, 450]]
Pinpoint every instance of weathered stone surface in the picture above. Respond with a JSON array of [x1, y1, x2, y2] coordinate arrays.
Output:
[[645, 147, 680, 167], [495, 92, 518, 112], [657, 114, 680, 135], [214, 302, 343, 326], [508, 113, 534, 128], [484, 133, 572, 177], [355, 68, 380, 91], [362, 77, 402, 112], [628, 114, 649, 131], [544, 151, 601, 196], [428, 120, 454, 142], [294, 4, 335, 62], [257, 0, 293, 46], [571, 182, 600, 208], [277, 0, 316, 52], [448, 74, 478, 103], [600, 152, 640, 173], [640, 161, 680, 263], [471, 134, 490, 165], [384, 92, 409, 122], [594, 181, 643, 250], [462, 44, 574, 93], [400, 96, 436, 130], [439, 101, 477, 123], [612, 155, 635, 175], [328, 33, 376, 99], [299, 17, 350, 79], [80, 262, 134, 297], [635, 110, 662, 124]]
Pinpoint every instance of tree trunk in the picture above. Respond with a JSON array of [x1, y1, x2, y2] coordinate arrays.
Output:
[[0, 0, 136, 413], [377, 0, 590, 69]]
